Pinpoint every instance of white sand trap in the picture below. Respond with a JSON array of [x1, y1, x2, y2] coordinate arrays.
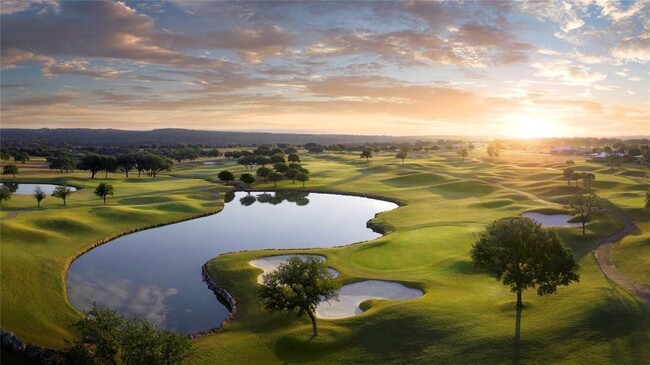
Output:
[[203, 161, 217, 165], [522, 212, 582, 227], [315, 280, 423, 319], [249, 255, 339, 284]]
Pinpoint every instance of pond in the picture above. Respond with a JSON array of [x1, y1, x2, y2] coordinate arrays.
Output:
[[67, 191, 397, 333], [1, 183, 77, 195], [522, 212, 582, 227]]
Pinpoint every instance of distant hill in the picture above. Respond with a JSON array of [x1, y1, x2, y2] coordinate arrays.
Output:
[[0, 128, 468, 147]]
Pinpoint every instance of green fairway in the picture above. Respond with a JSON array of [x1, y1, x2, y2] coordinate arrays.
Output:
[[1, 151, 649, 364]]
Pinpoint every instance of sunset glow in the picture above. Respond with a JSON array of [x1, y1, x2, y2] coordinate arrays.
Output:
[[0, 1, 648, 136]]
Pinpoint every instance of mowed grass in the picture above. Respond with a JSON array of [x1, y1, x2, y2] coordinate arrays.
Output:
[[1, 152, 649, 364], [0, 160, 226, 347]]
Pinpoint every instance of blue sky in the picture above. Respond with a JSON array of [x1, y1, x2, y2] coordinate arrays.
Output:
[[1, 0, 648, 137]]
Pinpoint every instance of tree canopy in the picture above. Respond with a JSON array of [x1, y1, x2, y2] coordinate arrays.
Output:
[[51, 186, 73, 206], [259, 257, 340, 337], [218, 170, 235, 184], [0, 185, 11, 205], [2, 164, 18, 178], [33, 186, 46, 207], [470, 217, 580, 307], [568, 191, 602, 234], [95, 183, 114, 204]]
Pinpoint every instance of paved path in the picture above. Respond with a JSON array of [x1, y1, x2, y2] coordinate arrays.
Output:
[[593, 210, 650, 305]]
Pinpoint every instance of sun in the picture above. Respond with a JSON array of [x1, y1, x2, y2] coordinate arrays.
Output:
[[509, 115, 563, 139]]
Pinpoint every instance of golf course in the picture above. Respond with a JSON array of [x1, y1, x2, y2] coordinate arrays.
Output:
[[1, 149, 649, 364]]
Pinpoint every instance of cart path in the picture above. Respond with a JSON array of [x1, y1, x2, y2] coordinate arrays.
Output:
[[593, 210, 650, 305]]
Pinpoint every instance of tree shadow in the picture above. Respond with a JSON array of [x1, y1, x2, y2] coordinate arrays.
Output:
[[513, 305, 522, 365]]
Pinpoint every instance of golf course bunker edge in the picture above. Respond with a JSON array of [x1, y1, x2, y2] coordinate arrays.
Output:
[[249, 255, 424, 319]]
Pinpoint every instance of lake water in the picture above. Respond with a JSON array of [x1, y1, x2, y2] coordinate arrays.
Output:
[[67, 191, 397, 333], [1, 183, 77, 194], [522, 212, 582, 227]]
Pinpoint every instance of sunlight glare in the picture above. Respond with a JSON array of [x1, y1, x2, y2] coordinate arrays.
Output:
[[509, 115, 563, 139]]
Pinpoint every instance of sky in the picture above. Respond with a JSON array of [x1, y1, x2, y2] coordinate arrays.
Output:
[[0, 0, 648, 137]]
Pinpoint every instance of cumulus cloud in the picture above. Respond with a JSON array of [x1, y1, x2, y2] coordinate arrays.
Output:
[[532, 60, 607, 85]]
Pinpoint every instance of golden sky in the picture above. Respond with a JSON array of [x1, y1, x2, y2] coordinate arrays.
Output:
[[1, 1, 649, 137]]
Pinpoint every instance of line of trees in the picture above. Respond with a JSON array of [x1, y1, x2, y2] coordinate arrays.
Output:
[[75, 153, 172, 179]]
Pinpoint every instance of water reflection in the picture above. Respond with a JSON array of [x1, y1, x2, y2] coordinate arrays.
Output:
[[1, 183, 77, 194], [67, 191, 397, 333], [241, 191, 310, 206]]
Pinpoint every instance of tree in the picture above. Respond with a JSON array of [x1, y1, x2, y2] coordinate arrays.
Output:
[[68, 305, 194, 365], [287, 153, 301, 163], [256, 167, 271, 182], [457, 148, 469, 161], [14, 151, 29, 164], [51, 186, 72, 206], [284, 168, 299, 183], [77, 154, 105, 179], [396, 151, 408, 164], [268, 172, 283, 187], [605, 152, 622, 170], [47, 155, 76, 173], [102, 156, 118, 178], [360, 148, 372, 162], [259, 257, 340, 337], [0, 185, 11, 205], [273, 162, 289, 174], [572, 172, 582, 187], [240, 173, 256, 187], [117, 154, 136, 178], [33, 186, 46, 207], [563, 168, 575, 185], [2, 164, 18, 178], [218, 170, 235, 184], [580, 172, 595, 190], [568, 191, 602, 234], [95, 183, 114, 204], [431, 145, 440, 153], [270, 154, 286, 164], [296, 173, 309, 187], [470, 217, 579, 307]]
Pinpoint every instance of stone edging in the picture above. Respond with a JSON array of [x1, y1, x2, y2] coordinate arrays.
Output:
[[1, 330, 60, 364], [189, 265, 239, 339]]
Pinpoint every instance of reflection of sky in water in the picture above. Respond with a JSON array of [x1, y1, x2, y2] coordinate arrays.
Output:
[[67, 192, 397, 333], [1, 183, 77, 194]]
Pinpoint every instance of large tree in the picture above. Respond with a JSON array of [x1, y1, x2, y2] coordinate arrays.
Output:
[[295, 173, 310, 187], [457, 148, 469, 161], [117, 154, 137, 178], [256, 167, 271, 182], [470, 217, 580, 307], [259, 257, 340, 337], [568, 191, 602, 234], [2, 164, 18, 178], [51, 186, 73, 206], [77, 154, 105, 179], [68, 305, 194, 365], [95, 183, 114, 204]]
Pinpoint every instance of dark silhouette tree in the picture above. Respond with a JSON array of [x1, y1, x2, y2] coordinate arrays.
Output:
[[296, 173, 310, 187], [218, 170, 235, 184], [360, 148, 372, 162], [268, 172, 283, 187], [563, 168, 575, 185], [457, 148, 469, 161], [117, 154, 137, 178], [396, 151, 408, 164], [240, 173, 256, 187], [77, 154, 105, 179], [256, 167, 271, 182], [471, 217, 580, 307], [259, 257, 340, 337], [284, 168, 299, 183], [2, 164, 18, 178], [287, 153, 301, 163], [0, 185, 11, 205]]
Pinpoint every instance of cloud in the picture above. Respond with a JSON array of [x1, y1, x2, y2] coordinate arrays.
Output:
[[532, 60, 607, 85], [6, 92, 77, 107], [0, 0, 58, 15], [1, 1, 228, 69], [611, 34, 650, 63]]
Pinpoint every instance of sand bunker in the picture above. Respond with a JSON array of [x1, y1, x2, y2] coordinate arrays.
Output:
[[315, 280, 423, 319], [249, 255, 423, 319], [522, 212, 582, 227], [249, 255, 339, 284]]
